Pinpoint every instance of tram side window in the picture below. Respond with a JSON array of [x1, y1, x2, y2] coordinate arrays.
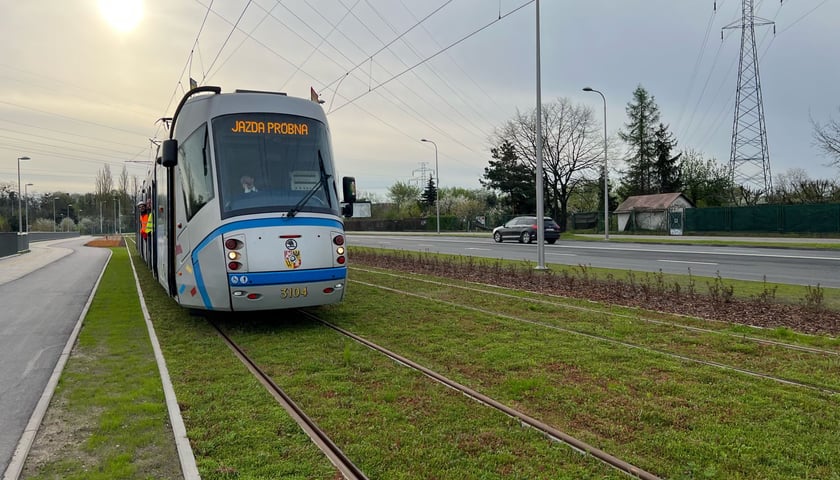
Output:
[[178, 125, 215, 220]]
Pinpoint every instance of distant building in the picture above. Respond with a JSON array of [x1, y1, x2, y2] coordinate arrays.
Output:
[[614, 193, 694, 233]]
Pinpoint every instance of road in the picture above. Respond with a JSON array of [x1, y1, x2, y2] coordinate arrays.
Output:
[[347, 234, 840, 288], [0, 238, 110, 476]]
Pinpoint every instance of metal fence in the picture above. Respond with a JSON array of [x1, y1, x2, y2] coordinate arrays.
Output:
[[684, 203, 840, 234]]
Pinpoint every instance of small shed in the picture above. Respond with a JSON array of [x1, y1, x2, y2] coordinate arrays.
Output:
[[614, 193, 694, 233]]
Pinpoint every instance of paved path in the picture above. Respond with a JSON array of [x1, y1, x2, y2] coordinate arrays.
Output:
[[0, 237, 110, 476]]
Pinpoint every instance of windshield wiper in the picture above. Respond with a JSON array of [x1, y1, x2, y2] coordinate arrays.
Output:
[[288, 150, 332, 217]]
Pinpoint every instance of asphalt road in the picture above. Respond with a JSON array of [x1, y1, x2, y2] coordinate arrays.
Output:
[[0, 238, 110, 476], [347, 234, 840, 288]]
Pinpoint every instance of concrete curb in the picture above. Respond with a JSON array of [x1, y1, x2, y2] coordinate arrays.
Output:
[[126, 244, 201, 480]]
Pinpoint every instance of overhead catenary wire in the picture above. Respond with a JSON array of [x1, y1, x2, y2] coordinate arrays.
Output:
[[201, 0, 254, 84], [188, 0, 532, 161]]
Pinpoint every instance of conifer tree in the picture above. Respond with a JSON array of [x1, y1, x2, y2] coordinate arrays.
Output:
[[652, 123, 681, 193], [618, 85, 660, 196], [421, 175, 437, 212]]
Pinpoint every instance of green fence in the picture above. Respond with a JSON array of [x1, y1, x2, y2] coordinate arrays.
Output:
[[684, 203, 840, 234]]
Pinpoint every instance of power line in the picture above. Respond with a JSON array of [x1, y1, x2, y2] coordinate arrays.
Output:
[[202, 0, 253, 83], [330, 1, 533, 114]]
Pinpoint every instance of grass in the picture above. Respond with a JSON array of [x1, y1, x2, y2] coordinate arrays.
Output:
[[314, 269, 840, 479], [25, 241, 840, 479], [21, 247, 181, 480], [349, 266, 840, 390], [352, 245, 840, 312]]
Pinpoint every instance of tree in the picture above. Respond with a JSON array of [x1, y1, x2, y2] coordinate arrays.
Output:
[[490, 98, 602, 231], [618, 85, 661, 197], [812, 108, 840, 169], [481, 140, 534, 214], [420, 175, 437, 212], [679, 150, 733, 207], [386, 181, 421, 218], [769, 168, 838, 204], [652, 123, 681, 193]]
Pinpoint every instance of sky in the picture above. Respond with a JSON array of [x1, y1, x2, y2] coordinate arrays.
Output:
[[1, 0, 838, 202]]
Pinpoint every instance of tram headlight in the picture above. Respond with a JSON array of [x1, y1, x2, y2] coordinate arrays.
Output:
[[336, 256, 346, 265], [332, 235, 345, 246], [225, 238, 243, 250], [228, 251, 240, 260], [336, 246, 345, 255], [228, 261, 242, 271]]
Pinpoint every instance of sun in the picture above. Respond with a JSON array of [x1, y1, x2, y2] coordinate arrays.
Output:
[[98, 0, 143, 33]]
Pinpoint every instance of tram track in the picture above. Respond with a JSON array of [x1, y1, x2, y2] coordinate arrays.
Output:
[[207, 312, 660, 479], [298, 310, 662, 480], [208, 318, 369, 480], [350, 276, 840, 396]]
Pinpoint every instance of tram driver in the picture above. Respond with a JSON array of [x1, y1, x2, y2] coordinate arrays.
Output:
[[240, 175, 258, 193]]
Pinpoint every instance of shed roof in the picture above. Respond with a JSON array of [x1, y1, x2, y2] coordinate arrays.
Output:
[[614, 193, 693, 213]]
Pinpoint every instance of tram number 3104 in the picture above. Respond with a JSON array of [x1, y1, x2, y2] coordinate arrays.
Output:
[[281, 287, 309, 299]]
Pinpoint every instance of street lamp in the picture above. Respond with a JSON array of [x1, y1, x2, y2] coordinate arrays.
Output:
[[24, 183, 33, 232], [583, 87, 609, 240], [420, 138, 440, 234], [52, 197, 56, 232], [16, 156, 30, 233]]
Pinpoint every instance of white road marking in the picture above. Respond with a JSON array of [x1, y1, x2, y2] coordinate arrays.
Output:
[[658, 259, 718, 266]]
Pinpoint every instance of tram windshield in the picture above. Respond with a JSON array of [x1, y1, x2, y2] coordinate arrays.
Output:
[[212, 113, 339, 218]]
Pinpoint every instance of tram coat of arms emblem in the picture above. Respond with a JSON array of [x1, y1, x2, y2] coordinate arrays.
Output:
[[284, 249, 302, 269]]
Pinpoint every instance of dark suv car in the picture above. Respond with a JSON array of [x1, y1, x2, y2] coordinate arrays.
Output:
[[492, 216, 561, 244]]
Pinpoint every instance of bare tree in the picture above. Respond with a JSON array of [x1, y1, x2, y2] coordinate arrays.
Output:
[[95, 164, 114, 198], [771, 168, 837, 204], [119, 165, 129, 196], [493, 98, 602, 230], [813, 109, 840, 169]]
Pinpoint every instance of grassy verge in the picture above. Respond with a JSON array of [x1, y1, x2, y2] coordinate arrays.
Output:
[[353, 246, 840, 311], [21, 247, 181, 480], [41, 243, 832, 479], [314, 268, 840, 479], [132, 250, 344, 479]]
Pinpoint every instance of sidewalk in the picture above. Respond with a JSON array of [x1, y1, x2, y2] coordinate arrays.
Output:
[[0, 239, 80, 286]]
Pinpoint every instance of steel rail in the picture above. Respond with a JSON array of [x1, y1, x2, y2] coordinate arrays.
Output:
[[209, 320, 368, 480], [299, 311, 662, 480]]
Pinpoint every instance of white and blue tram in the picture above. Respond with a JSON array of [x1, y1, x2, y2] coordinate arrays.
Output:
[[138, 86, 356, 311]]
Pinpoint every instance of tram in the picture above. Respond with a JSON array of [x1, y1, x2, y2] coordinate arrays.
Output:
[[137, 86, 356, 311]]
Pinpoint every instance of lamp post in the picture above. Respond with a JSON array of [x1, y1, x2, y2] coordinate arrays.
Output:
[[420, 138, 440, 234], [100, 202, 103, 234], [534, 0, 546, 269], [583, 87, 609, 240], [24, 183, 33, 232], [16, 156, 30, 233], [52, 197, 57, 232], [113, 196, 118, 234]]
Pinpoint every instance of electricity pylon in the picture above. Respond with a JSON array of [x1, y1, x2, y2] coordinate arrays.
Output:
[[723, 0, 774, 200]]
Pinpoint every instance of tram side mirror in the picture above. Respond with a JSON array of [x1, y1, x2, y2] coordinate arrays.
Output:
[[161, 139, 178, 168], [341, 176, 356, 217]]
